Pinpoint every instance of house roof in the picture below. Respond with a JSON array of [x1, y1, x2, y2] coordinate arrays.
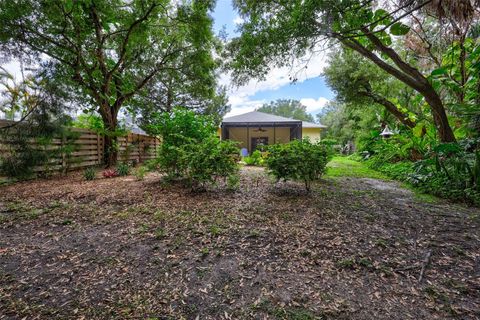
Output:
[[222, 111, 326, 128], [302, 121, 327, 128]]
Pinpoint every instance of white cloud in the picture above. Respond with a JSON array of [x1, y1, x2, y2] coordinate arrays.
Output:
[[222, 48, 330, 117], [233, 16, 244, 25], [300, 97, 330, 113]]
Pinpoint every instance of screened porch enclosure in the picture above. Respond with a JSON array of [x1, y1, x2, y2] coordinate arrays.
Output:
[[221, 121, 302, 153]]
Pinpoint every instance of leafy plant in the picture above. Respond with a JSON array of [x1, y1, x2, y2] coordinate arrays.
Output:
[[180, 137, 240, 190], [116, 163, 130, 176], [83, 167, 96, 181], [265, 139, 329, 191], [102, 169, 118, 178], [0, 87, 78, 179], [243, 156, 257, 166], [134, 166, 147, 181], [151, 109, 240, 190], [406, 140, 480, 205], [243, 150, 264, 166], [226, 174, 240, 191], [152, 109, 217, 178]]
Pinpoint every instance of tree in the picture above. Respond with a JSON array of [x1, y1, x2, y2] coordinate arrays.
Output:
[[0, 0, 218, 166], [324, 48, 417, 128], [257, 99, 314, 122], [0, 68, 77, 179], [134, 83, 231, 128], [227, 0, 470, 143]]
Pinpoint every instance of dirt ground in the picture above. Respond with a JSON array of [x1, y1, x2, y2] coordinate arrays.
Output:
[[0, 166, 479, 319]]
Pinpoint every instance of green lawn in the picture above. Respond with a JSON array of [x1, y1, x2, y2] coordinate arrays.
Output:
[[325, 156, 390, 180], [326, 156, 439, 203]]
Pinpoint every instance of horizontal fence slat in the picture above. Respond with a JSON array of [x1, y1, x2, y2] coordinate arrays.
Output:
[[1, 121, 159, 174]]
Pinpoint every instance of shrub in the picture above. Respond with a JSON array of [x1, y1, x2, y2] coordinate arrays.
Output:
[[103, 169, 118, 178], [265, 139, 329, 191], [0, 113, 78, 179], [407, 142, 480, 205], [243, 156, 256, 165], [116, 163, 130, 176], [362, 138, 480, 205], [147, 108, 216, 177], [83, 167, 96, 181], [243, 150, 265, 166], [150, 108, 240, 190], [180, 137, 240, 190], [134, 166, 147, 180], [320, 138, 338, 156]]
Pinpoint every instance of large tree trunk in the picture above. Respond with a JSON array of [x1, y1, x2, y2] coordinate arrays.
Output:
[[99, 106, 119, 167], [103, 131, 118, 167], [423, 91, 457, 143]]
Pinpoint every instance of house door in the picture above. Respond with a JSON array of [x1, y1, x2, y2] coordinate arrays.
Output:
[[251, 137, 268, 152]]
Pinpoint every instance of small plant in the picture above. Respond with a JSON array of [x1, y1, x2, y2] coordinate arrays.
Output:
[[83, 167, 96, 181], [200, 247, 209, 256], [243, 150, 264, 166], [208, 224, 223, 237], [134, 166, 147, 180], [375, 238, 388, 248], [336, 258, 355, 269], [226, 174, 240, 191], [116, 163, 130, 176], [243, 156, 256, 165], [358, 257, 373, 268], [155, 228, 166, 239], [102, 168, 118, 178]]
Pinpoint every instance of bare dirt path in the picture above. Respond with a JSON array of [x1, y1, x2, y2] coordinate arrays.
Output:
[[0, 166, 479, 319]]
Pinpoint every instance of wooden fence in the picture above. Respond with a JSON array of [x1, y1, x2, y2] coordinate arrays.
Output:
[[0, 119, 160, 173]]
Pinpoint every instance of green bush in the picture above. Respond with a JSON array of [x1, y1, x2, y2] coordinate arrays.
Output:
[[116, 163, 130, 176], [134, 166, 147, 181], [319, 138, 338, 156], [243, 156, 256, 165], [265, 139, 329, 191], [407, 142, 480, 205], [151, 109, 217, 177], [362, 138, 480, 205], [243, 150, 264, 166], [83, 167, 96, 181], [0, 109, 78, 179], [180, 137, 239, 189], [150, 108, 240, 190]]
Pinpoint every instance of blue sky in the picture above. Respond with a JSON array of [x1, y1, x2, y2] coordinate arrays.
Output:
[[212, 0, 333, 118]]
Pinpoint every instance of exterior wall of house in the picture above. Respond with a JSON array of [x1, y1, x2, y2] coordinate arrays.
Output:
[[302, 128, 322, 142], [220, 125, 321, 152], [222, 126, 291, 152], [228, 127, 248, 149]]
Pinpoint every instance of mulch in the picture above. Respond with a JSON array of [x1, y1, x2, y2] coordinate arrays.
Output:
[[0, 167, 479, 319]]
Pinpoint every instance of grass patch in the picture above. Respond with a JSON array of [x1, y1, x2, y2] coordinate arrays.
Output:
[[401, 183, 439, 203], [326, 156, 389, 180]]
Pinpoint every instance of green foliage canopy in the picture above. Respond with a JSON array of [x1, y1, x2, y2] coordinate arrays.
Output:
[[257, 99, 314, 122], [0, 0, 219, 165], [228, 0, 461, 142]]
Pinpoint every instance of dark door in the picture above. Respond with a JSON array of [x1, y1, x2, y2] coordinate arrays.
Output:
[[251, 137, 268, 152]]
